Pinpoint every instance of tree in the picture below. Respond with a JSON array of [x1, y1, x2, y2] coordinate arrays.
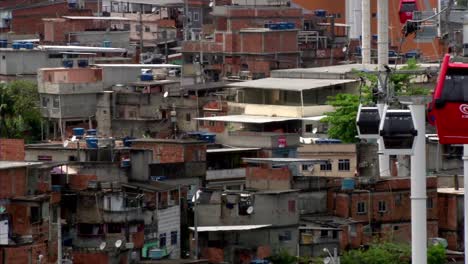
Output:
[[0, 80, 42, 142], [341, 242, 446, 264], [266, 250, 297, 264]]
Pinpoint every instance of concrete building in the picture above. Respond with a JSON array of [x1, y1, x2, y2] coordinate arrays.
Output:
[[182, 5, 303, 83], [43, 16, 131, 49], [193, 189, 300, 263], [298, 143, 357, 178], [437, 188, 464, 251]]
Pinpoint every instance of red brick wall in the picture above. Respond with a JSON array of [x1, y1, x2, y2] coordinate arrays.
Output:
[[12, 3, 95, 35], [3, 242, 48, 264], [72, 252, 109, 264], [0, 139, 25, 161], [438, 194, 459, 230], [0, 168, 27, 198], [246, 166, 291, 190], [131, 230, 145, 248], [7, 203, 30, 236], [132, 142, 206, 163], [69, 174, 97, 191]]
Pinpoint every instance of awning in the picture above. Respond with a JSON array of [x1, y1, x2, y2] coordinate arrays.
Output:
[[189, 224, 271, 232], [302, 115, 326, 121], [228, 78, 357, 91], [38, 45, 126, 53], [194, 115, 298, 124], [207, 147, 260, 153], [62, 16, 131, 21], [93, 64, 181, 68], [242, 158, 328, 164]]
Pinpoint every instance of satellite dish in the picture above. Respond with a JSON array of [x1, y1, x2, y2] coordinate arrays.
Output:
[[71, 135, 77, 142], [209, 1, 214, 7], [307, 165, 314, 172], [99, 242, 107, 250], [323, 257, 331, 264], [163, 91, 169, 98], [191, 189, 202, 203], [342, 46, 348, 53], [115, 240, 122, 248], [246, 206, 254, 214], [63, 140, 69, 148], [151, 7, 157, 13], [312, 127, 318, 134]]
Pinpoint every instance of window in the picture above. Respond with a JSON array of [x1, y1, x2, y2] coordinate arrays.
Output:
[[193, 12, 199, 21], [171, 231, 178, 245], [185, 113, 191, 122], [427, 198, 433, 209], [135, 24, 142, 32], [107, 223, 122, 233], [378, 200, 387, 213], [357, 201, 367, 214], [41, 97, 48, 107], [302, 164, 311, 171], [338, 159, 350, 171], [278, 230, 292, 242], [159, 233, 167, 247], [332, 230, 338, 239], [123, 23, 130, 31], [52, 96, 60, 108], [395, 193, 402, 206], [30, 206, 41, 224], [320, 162, 332, 171], [320, 230, 328, 238], [305, 124, 313, 133], [288, 200, 296, 213], [145, 26, 151, 32]]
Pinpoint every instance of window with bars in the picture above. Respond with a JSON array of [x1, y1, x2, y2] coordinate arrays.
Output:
[[338, 159, 350, 171]]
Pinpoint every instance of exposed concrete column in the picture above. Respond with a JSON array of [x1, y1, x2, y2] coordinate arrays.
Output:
[[409, 103, 427, 264], [361, 0, 371, 64]]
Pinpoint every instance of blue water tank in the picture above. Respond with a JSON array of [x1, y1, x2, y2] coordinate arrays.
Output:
[[120, 159, 131, 168], [102, 41, 111, 47], [140, 73, 154, 81], [24, 42, 34, 49], [123, 137, 135, 147], [315, 9, 327, 17], [286, 22, 295, 29], [0, 40, 7, 48], [87, 129, 97, 136], [268, 23, 279, 30], [62, 60, 74, 68], [342, 178, 355, 191], [200, 133, 216, 143], [86, 138, 98, 149], [278, 22, 289, 30], [72, 127, 85, 137], [77, 59, 89, 68], [12, 42, 20, 50]]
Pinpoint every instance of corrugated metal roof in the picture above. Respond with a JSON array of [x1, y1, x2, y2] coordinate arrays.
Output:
[[207, 147, 260, 153], [38, 45, 126, 53], [0, 161, 42, 170], [194, 115, 298, 123], [242, 158, 328, 164], [62, 16, 131, 21], [302, 115, 326, 121], [93, 64, 181, 68], [228, 78, 357, 91], [189, 224, 271, 232]]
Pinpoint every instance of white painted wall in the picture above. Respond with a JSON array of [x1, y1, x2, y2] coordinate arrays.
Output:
[[346, 0, 362, 39], [157, 205, 181, 259]]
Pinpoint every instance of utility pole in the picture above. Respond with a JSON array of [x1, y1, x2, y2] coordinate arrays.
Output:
[[184, 0, 189, 41], [139, 4, 144, 62], [57, 206, 62, 264], [377, 0, 390, 178]]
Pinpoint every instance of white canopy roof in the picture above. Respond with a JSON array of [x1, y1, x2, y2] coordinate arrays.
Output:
[[228, 78, 357, 91], [189, 224, 271, 232], [194, 114, 298, 124]]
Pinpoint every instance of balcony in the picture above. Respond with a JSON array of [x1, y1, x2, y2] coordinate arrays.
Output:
[[225, 131, 299, 148], [38, 68, 104, 94], [206, 168, 246, 181]]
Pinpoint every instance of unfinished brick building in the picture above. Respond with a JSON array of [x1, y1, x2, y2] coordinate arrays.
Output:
[[182, 5, 302, 82]]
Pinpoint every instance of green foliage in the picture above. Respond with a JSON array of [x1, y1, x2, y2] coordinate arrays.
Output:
[[266, 250, 297, 264], [427, 244, 446, 264], [0, 80, 42, 142], [322, 93, 361, 143], [341, 242, 446, 264], [341, 242, 411, 264]]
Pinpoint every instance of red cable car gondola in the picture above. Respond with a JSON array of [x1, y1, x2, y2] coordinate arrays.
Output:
[[431, 54, 468, 144], [399, 0, 418, 24]]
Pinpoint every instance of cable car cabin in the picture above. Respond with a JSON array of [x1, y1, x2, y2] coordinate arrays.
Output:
[[432, 54, 468, 144], [379, 109, 417, 155], [356, 105, 380, 139], [399, 0, 418, 24]]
